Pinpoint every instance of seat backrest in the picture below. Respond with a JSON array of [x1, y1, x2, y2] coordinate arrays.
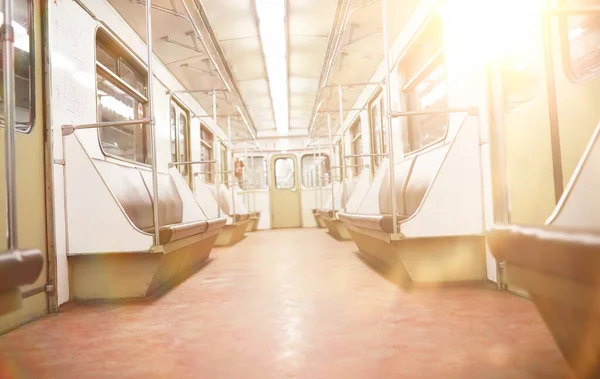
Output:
[[137, 169, 184, 227], [95, 160, 155, 230], [378, 157, 415, 216], [404, 144, 450, 215], [345, 169, 372, 214]]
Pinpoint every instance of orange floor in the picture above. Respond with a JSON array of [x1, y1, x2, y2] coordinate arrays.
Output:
[[0, 229, 572, 378]]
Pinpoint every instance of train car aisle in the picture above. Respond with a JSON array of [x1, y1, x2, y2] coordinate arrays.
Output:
[[0, 229, 570, 378]]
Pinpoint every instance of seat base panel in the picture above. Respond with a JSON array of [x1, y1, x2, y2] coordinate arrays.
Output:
[[215, 221, 249, 247], [347, 226, 486, 288], [68, 233, 219, 301]]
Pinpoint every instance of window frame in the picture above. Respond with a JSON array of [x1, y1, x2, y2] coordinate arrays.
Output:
[[301, 153, 331, 188], [169, 97, 191, 182], [348, 117, 362, 177], [199, 123, 214, 183], [558, 0, 600, 83], [95, 27, 150, 166], [0, 0, 36, 134], [368, 89, 387, 175], [398, 15, 449, 156]]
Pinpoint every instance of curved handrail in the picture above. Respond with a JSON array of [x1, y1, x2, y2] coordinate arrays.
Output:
[[546, 120, 600, 225]]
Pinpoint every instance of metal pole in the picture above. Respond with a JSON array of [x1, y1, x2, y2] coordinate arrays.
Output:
[[341, 131, 347, 212], [2, 0, 17, 249], [213, 90, 221, 217], [318, 137, 323, 209], [244, 145, 249, 210], [312, 144, 317, 208], [382, 0, 398, 234], [146, 0, 160, 245], [228, 116, 236, 218], [327, 114, 335, 212], [250, 148, 255, 212], [338, 85, 346, 213]]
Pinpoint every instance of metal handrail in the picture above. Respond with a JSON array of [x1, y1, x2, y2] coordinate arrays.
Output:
[[169, 160, 215, 168], [389, 107, 479, 119], [62, 119, 152, 136], [543, 5, 600, 14], [3, 0, 17, 249], [344, 153, 387, 158]]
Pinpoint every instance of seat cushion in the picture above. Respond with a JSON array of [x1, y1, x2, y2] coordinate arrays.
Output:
[[338, 212, 409, 233], [488, 225, 600, 286], [145, 216, 227, 244], [317, 209, 334, 218], [0, 249, 44, 292]]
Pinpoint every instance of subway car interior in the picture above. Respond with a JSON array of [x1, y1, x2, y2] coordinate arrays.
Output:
[[0, 0, 598, 377]]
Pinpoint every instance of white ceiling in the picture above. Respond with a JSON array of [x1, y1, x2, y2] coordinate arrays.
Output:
[[107, 0, 418, 141]]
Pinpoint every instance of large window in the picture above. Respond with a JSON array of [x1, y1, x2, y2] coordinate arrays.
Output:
[[399, 16, 448, 154], [0, 0, 34, 132], [369, 91, 388, 173], [301, 154, 330, 187], [349, 118, 362, 176], [96, 30, 149, 164], [170, 100, 190, 182], [561, 0, 600, 80], [200, 124, 214, 183], [241, 156, 268, 190]]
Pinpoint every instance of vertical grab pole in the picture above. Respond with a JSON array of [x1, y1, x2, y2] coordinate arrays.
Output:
[[2, 0, 17, 249], [213, 90, 221, 217], [312, 143, 317, 208], [338, 85, 346, 213], [341, 133, 347, 212], [327, 114, 335, 212], [381, 0, 397, 234], [228, 116, 236, 219], [318, 137, 323, 210], [244, 144, 249, 210], [146, 0, 160, 245], [250, 148, 255, 212]]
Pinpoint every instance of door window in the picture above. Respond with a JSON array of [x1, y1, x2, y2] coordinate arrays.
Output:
[[275, 157, 295, 189]]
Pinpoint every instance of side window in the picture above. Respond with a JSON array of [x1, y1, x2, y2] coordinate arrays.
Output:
[[220, 143, 228, 184], [96, 30, 149, 164], [170, 106, 177, 164], [399, 16, 448, 154], [200, 124, 214, 183], [169, 101, 190, 181], [301, 154, 330, 187], [349, 119, 362, 176], [241, 156, 268, 190], [369, 91, 387, 173], [1, 0, 35, 132], [502, 53, 541, 110], [562, 0, 600, 80]]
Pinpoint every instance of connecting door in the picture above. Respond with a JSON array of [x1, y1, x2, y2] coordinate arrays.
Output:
[[270, 155, 301, 228], [0, 0, 50, 332]]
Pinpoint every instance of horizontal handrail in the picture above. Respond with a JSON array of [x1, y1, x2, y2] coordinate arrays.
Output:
[[389, 107, 478, 119], [194, 170, 231, 175], [62, 119, 152, 136], [345, 153, 387, 158], [168, 160, 215, 168], [543, 5, 600, 14]]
